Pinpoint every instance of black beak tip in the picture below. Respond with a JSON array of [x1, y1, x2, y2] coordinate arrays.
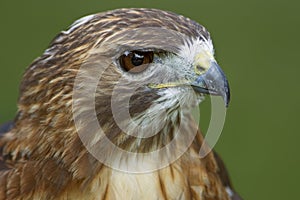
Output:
[[224, 82, 230, 108], [225, 97, 230, 108]]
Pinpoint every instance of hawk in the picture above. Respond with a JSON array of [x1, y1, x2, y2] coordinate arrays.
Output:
[[0, 8, 242, 200]]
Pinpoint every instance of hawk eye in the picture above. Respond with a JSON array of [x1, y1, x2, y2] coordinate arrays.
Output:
[[120, 51, 154, 73]]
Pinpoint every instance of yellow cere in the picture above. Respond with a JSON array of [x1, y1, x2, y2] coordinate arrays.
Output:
[[193, 51, 214, 75]]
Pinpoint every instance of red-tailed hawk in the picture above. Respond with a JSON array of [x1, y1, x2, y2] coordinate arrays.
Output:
[[0, 8, 242, 200]]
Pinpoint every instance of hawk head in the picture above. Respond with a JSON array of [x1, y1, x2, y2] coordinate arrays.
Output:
[[0, 8, 242, 200], [5, 8, 230, 173]]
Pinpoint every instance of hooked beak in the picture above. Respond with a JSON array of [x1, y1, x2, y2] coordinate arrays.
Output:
[[191, 61, 230, 107]]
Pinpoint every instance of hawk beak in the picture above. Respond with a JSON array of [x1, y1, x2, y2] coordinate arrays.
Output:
[[191, 61, 230, 107]]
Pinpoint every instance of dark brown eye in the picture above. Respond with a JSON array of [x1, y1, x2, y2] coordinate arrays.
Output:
[[120, 51, 154, 73]]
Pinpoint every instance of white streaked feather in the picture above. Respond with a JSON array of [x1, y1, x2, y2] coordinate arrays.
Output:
[[178, 37, 214, 64], [29, 15, 95, 71], [225, 186, 234, 197], [62, 14, 95, 34]]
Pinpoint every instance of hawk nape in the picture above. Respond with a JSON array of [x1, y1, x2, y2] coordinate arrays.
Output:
[[0, 8, 242, 200]]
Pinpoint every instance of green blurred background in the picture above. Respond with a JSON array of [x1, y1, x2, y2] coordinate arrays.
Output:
[[0, 0, 299, 199]]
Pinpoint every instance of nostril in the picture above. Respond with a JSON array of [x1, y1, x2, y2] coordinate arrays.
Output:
[[195, 65, 206, 74]]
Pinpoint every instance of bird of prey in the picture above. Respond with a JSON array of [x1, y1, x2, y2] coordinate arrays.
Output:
[[0, 8, 242, 200]]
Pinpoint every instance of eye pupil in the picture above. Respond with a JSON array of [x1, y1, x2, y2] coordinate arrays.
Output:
[[131, 53, 144, 66], [119, 51, 154, 73]]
